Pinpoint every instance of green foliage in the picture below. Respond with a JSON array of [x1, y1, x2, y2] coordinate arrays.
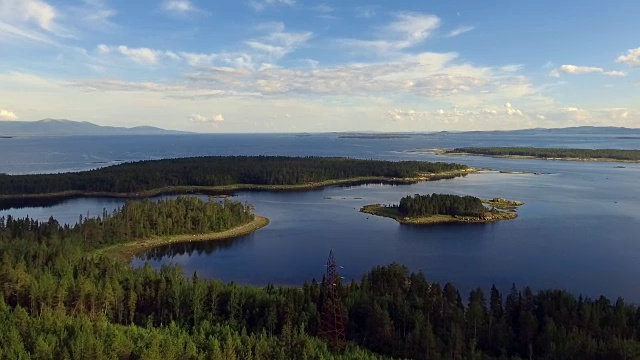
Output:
[[454, 147, 640, 161], [0, 156, 468, 196], [1, 196, 254, 250], [2, 208, 640, 359], [398, 193, 486, 217]]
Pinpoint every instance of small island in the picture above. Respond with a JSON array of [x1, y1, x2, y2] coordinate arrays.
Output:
[[91, 196, 269, 261], [338, 134, 412, 139], [427, 147, 640, 163], [361, 194, 523, 225]]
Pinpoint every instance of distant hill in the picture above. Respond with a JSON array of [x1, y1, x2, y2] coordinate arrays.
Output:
[[0, 119, 190, 136], [334, 127, 640, 139], [456, 126, 640, 136]]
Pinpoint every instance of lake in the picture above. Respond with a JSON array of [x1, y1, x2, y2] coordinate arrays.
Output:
[[1, 133, 639, 300]]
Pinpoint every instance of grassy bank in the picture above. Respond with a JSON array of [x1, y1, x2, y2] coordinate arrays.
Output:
[[94, 215, 270, 261], [482, 197, 525, 211], [0, 170, 476, 201], [360, 203, 519, 225]]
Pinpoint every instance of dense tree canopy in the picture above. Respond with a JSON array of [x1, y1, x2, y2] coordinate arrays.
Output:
[[453, 147, 640, 161], [398, 193, 487, 217], [2, 203, 640, 359], [0, 156, 468, 196]]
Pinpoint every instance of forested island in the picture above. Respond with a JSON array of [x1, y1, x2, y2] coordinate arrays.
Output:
[[1, 196, 267, 261], [3, 206, 640, 358], [0, 156, 472, 201], [361, 194, 522, 225], [445, 147, 640, 162], [338, 134, 412, 139], [86, 196, 268, 260]]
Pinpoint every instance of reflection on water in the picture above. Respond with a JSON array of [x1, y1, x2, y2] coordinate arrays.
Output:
[[136, 234, 253, 261]]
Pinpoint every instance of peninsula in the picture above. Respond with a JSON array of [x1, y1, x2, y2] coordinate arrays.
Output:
[[88, 196, 269, 261], [361, 194, 523, 225], [418, 147, 640, 163], [0, 156, 474, 201]]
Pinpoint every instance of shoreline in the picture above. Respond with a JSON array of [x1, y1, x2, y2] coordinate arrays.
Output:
[[0, 170, 476, 202], [360, 199, 521, 225], [94, 215, 270, 261], [412, 148, 640, 163]]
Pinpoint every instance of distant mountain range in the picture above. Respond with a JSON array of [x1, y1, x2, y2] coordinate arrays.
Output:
[[0, 119, 190, 136], [335, 126, 640, 137], [457, 126, 640, 136], [1, 121, 639, 137]]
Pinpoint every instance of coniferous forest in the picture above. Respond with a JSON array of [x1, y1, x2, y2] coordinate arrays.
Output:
[[0, 156, 468, 196], [398, 194, 487, 217], [452, 147, 640, 161], [2, 198, 640, 359]]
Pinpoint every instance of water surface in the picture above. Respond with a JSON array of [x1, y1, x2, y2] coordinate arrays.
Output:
[[1, 133, 639, 300]]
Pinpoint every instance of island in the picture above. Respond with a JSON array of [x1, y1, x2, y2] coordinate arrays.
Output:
[[0, 156, 474, 202], [361, 193, 523, 225], [87, 196, 269, 261], [425, 147, 640, 163], [338, 134, 412, 139]]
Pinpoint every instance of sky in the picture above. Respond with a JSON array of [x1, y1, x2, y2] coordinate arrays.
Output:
[[0, 0, 639, 132]]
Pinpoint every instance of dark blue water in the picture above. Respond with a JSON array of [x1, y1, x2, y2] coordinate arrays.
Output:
[[0, 132, 638, 174], [1, 133, 639, 301]]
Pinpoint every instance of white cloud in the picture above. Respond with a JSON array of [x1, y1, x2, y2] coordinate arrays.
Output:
[[0, 0, 72, 44], [616, 47, 640, 67], [70, 80, 187, 92], [173, 51, 550, 118], [96, 23, 309, 69], [549, 65, 603, 77], [446, 26, 474, 38], [550, 65, 627, 78], [0, 21, 58, 45], [385, 12, 440, 49], [1, 0, 118, 45], [96, 44, 110, 54], [97, 44, 181, 65], [340, 12, 440, 55], [162, 0, 195, 14], [504, 102, 523, 116], [386, 104, 531, 128], [0, 0, 56, 32], [68, 0, 117, 30], [552, 107, 638, 126], [603, 71, 626, 77], [4, 68, 636, 132], [0, 107, 18, 120], [386, 105, 640, 130], [249, 0, 295, 11], [178, 52, 218, 66], [117, 46, 160, 65], [164, 0, 193, 12], [246, 23, 312, 60], [189, 113, 224, 123]]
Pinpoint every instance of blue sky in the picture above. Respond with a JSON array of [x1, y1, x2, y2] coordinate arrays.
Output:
[[0, 0, 639, 132]]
